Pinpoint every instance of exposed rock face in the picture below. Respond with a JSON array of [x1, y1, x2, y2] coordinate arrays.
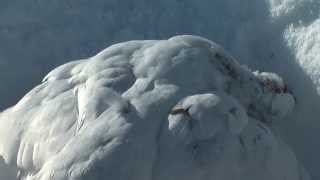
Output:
[[0, 36, 308, 180]]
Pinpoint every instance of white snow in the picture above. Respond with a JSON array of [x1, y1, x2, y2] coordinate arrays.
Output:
[[0, 35, 308, 180], [285, 19, 320, 92]]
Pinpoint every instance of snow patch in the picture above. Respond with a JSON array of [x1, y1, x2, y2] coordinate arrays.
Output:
[[285, 19, 320, 92]]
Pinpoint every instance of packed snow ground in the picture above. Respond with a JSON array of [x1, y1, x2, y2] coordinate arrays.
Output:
[[0, 0, 320, 179], [0, 36, 309, 180]]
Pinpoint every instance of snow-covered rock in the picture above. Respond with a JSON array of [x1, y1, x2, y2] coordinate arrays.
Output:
[[0, 36, 307, 180]]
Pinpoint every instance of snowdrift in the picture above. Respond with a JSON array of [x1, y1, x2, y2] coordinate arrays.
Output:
[[0, 36, 309, 180]]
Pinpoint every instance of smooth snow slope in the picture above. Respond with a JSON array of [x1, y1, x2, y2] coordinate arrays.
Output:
[[0, 36, 309, 180]]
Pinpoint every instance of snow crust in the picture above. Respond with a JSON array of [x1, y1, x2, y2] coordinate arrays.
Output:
[[0, 36, 308, 180]]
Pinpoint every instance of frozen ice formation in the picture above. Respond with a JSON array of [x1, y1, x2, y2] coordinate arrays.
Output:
[[0, 36, 308, 180]]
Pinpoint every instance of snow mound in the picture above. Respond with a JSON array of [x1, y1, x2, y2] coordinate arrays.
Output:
[[0, 35, 308, 180]]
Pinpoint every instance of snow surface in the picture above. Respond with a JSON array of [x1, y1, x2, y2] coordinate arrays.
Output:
[[285, 19, 320, 91], [0, 35, 309, 180]]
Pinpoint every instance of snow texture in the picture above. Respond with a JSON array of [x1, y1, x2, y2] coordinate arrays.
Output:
[[0, 36, 308, 180], [285, 19, 320, 92]]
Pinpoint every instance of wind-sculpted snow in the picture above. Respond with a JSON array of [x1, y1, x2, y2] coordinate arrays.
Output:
[[0, 36, 308, 180]]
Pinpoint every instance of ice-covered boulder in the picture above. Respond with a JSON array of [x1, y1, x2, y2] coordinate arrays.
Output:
[[0, 35, 308, 180]]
